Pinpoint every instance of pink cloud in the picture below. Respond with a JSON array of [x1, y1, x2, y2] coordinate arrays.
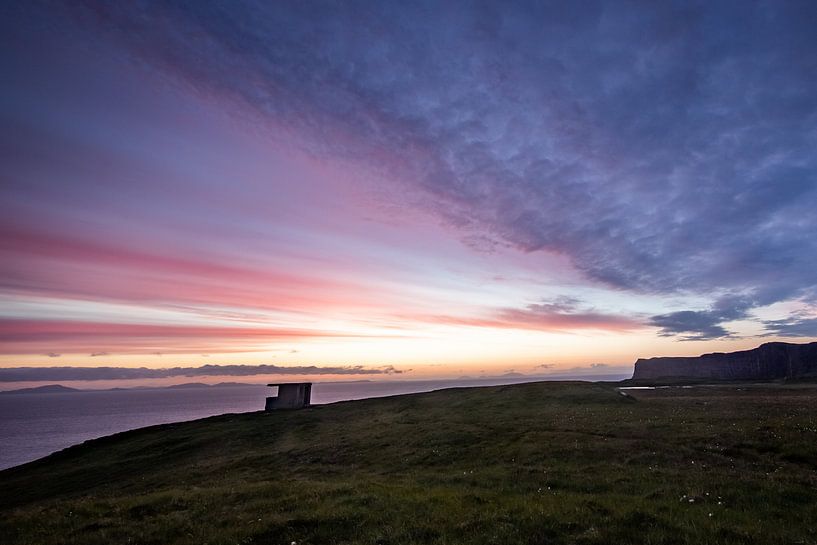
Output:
[[0, 319, 385, 355], [0, 223, 407, 314], [400, 302, 643, 333]]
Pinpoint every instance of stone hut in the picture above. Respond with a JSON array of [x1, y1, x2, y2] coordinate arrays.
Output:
[[265, 382, 312, 410]]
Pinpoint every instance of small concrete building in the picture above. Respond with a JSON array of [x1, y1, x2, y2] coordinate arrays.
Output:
[[265, 382, 312, 410]]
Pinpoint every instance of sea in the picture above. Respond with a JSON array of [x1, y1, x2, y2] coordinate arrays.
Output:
[[0, 376, 625, 470]]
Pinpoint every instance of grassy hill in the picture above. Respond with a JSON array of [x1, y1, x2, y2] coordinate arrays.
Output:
[[1, 381, 816, 544]]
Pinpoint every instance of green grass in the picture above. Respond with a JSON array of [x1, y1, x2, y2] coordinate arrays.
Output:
[[1, 381, 816, 544]]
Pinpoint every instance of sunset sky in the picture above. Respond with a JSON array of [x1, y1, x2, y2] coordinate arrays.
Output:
[[2, 2, 816, 385]]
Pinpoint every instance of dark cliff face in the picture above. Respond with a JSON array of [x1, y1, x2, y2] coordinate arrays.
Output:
[[632, 342, 817, 380]]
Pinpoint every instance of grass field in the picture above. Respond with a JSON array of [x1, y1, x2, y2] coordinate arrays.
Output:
[[1, 381, 816, 544]]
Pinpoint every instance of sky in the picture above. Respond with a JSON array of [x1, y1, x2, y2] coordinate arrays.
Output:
[[1, 1, 817, 386]]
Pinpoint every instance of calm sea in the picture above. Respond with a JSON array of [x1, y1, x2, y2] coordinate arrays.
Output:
[[0, 376, 623, 470]]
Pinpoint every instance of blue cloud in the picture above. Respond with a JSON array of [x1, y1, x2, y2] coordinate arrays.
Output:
[[762, 317, 817, 338], [5, 1, 817, 338], [649, 295, 756, 340]]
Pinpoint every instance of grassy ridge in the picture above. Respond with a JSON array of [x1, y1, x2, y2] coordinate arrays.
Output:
[[1, 381, 816, 544]]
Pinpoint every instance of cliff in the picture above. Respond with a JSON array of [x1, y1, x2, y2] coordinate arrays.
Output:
[[632, 341, 817, 381]]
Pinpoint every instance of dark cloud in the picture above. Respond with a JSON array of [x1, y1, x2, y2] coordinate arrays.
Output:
[[649, 295, 755, 340], [762, 317, 817, 338], [650, 311, 731, 340], [7, 2, 817, 337], [0, 364, 404, 382], [45, 352, 60, 358], [89, 352, 108, 357]]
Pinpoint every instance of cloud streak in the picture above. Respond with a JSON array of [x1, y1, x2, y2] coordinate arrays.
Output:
[[496, 299, 641, 332], [0, 320, 391, 355], [1, 0, 816, 363], [59, 1, 817, 312], [0, 364, 403, 383], [401, 296, 643, 334]]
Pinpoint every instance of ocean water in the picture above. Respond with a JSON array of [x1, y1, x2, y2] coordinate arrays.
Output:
[[0, 377, 621, 470]]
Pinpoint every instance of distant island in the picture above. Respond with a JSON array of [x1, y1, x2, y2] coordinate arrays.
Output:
[[0, 382, 262, 395], [632, 341, 817, 381], [0, 384, 81, 395]]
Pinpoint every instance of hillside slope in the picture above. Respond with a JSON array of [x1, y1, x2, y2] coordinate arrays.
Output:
[[2, 381, 816, 544]]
